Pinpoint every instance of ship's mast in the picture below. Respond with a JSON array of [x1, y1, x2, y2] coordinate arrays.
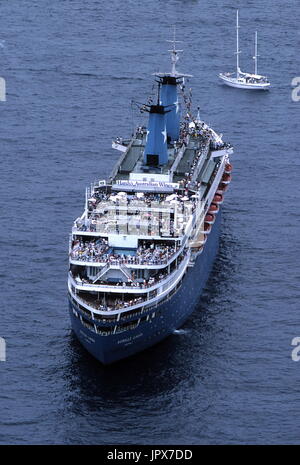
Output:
[[166, 26, 183, 77], [153, 27, 192, 141], [235, 9, 241, 78], [154, 26, 192, 80], [253, 31, 259, 75]]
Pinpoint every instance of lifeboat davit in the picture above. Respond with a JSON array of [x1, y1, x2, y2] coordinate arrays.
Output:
[[213, 193, 224, 204], [208, 202, 219, 214], [204, 213, 215, 224], [199, 235, 207, 245], [225, 163, 232, 174], [222, 172, 232, 184], [192, 245, 204, 256]]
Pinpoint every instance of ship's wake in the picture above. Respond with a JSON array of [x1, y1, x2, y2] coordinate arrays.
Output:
[[173, 329, 188, 335]]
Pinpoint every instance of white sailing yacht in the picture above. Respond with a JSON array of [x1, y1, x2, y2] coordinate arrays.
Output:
[[219, 10, 270, 90]]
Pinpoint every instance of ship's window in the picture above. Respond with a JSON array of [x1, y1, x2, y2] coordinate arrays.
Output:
[[115, 319, 140, 333], [81, 317, 95, 332], [88, 266, 98, 277], [135, 269, 144, 279], [117, 318, 139, 329], [126, 308, 142, 317], [96, 325, 112, 334], [93, 313, 117, 321], [78, 306, 92, 318]]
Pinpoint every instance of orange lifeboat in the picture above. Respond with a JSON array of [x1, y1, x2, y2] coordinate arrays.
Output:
[[222, 172, 232, 184], [203, 222, 212, 234], [213, 193, 223, 204], [216, 182, 228, 194], [208, 202, 219, 214], [225, 163, 233, 174], [204, 213, 215, 224]]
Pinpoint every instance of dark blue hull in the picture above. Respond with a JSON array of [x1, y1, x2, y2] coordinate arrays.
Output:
[[69, 210, 221, 364]]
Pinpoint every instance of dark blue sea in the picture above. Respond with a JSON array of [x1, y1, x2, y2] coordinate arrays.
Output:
[[0, 0, 299, 445]]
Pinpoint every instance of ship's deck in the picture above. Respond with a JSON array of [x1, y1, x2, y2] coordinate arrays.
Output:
[[73, 189, 197, 239], [112, 128, 208, 184], [72, 123, 231, 242]]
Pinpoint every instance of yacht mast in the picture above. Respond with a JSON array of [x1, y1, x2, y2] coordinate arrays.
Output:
[[253, 31, 259, 75], [235, 9, 241, 78]]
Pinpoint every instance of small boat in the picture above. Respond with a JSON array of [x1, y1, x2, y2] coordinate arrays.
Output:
[[213, 193, 224, 204], [225, 163, 233, 174], [221, 173, 232, 184], [208, 203, 219, 214], [204, 213, 215, 225], [216, 182, 229, 194], [203, 222, 212, 235], [219, 10, 270, 90]]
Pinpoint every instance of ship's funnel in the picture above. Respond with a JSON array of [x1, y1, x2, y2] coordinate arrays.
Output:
[[144, 104, 169, 166], [160, 76, 180, 141]]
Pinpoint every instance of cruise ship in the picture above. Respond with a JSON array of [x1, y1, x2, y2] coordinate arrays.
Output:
[[68, 38, 233, 364]]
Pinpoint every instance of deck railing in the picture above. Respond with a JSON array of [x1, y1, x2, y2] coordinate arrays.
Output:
[[69, 241, 184, 269], [68, 251, 190, 316], [69, 252, 187, 295]]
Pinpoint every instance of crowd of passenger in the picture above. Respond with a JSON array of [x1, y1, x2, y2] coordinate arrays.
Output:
[[87, 191, 186, 212], [97, 296, 145, 311], [178, 145, 207, 190], [103, 271, 168, 289], [84, 295, 147, 312], [244, 76, 268, 84], [74, 188, 197, 235], [187, 147, 205, 179], [74, 216, 179, 236], [76, 271, 167, 286], [70, 239, 177, 265], [71, 238, 110, 262], [180, 118, 212, 145], [175, 121, 212, 190], [210, 140, 232, 151]]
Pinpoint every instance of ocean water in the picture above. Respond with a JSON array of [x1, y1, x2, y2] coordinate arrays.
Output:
[[0, 0, 299, 445]]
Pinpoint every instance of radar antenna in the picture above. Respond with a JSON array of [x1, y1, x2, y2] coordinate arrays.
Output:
[[154, 26, 192, 79], [166, 26, 183, 77]]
